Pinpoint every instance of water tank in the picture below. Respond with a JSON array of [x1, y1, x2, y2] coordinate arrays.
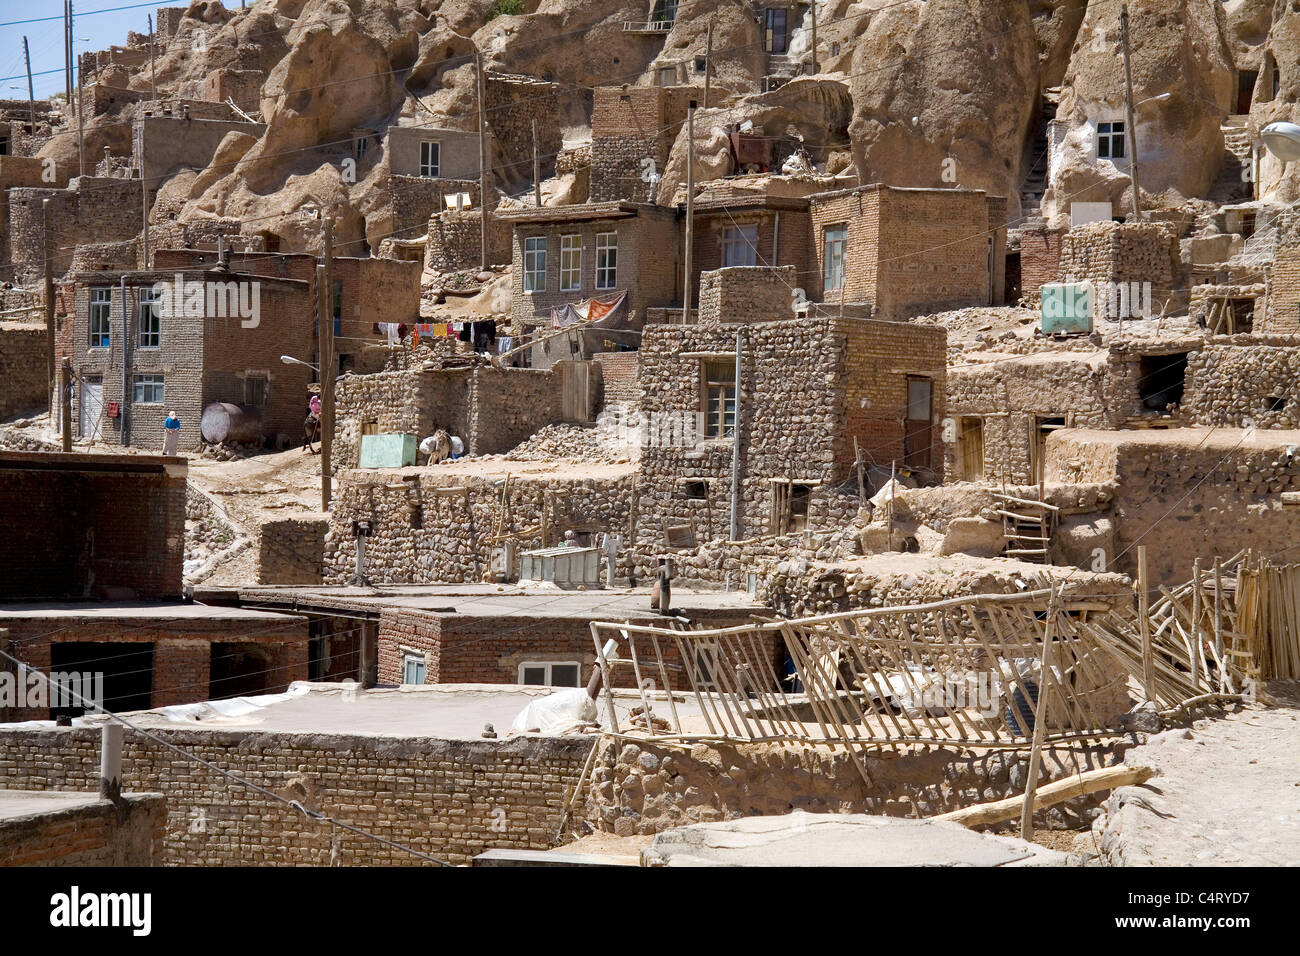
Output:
[[200, 402, 263, 445]]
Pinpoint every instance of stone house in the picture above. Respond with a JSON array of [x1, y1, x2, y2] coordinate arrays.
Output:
[[497, 201, 681, 330], [63, 265, 315, 452], [589, 85, 699, 202], [634, 304, 948, 549], [806, 184, 1008, 319]]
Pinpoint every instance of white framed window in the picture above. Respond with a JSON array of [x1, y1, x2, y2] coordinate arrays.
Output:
[[1097, 121, 1125, 160], [89, 287, 112, 348], [523, 236, 546, 292], [402, 652, 426, 685], [419, 140, 440, 177], [721, 225, 758, 267], [560, 234, 582, 292], [823, 224, 847, 292], [595, 232, 618, 290], [138, 287, 161, 348], [132, 374, 164, 404], [518, 661, 582, 687]]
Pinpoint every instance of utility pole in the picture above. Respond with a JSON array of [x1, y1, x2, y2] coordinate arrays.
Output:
[[476, 52, 489, 271], [682, 101, 696, 326], [703, 18, 713, 109], [141, 137, 150, 267], [76, 45, 85, 178], [728, 328, 742, 541], [532, 118, 542, 207], [1120, 4, 1143, 221], [319, 219, 335, 512], [61, 357, 73, 451], [63, 2, 72, 107], [43, 199, 54, 424], [23, 37, 36, 131], [148, 14, 156, 99], [810, 2, 819, 75]]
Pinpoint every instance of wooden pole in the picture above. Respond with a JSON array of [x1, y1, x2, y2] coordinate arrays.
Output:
[[809, 1, 819, 75], [43, 199, 55, 420], [1213, 556, 1224, 691], [60, 357, 72, 451], [1138, 544, 1153, 700], [23, 37, 36, 131], [64, 1, 72, 108], [941, 765, 1153, 828], [76, 33, 84, 179], [1190, 556, 1202, 690], [888, 460, 896, 547], [703, 18, 713, 109], [853, 435, 866, 512], [140, 130, 149, 267], [682, 101, 696, 325], [1120, 4, 1143, 222], [1020, 584, 1058, 841], [319, 218, 335, 511], [531, 118, 542, 207], [476, 52, 489, 271], [148, 14, 156, 99]]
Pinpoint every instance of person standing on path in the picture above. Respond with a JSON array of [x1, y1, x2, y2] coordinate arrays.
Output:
[[162, 411, 181, 456]]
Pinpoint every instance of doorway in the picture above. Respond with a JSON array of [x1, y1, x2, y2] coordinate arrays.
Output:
[[80, 376, 103, 440], [765, 9, 788, 54], [1237, 70, 1258, 114], [50, 642, 154, 718], [1031, 416, 1067, 484], [904, 376, 934, 470]]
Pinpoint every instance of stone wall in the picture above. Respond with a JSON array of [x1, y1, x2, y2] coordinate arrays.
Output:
[[0, 792, 166, 866], [9, 178, 149, 277], [485, 74, 562, 192], [1182, 339, 1300, 428], [697, 265, 796, 323], [0, 723, 593, 866], [424, 207, 512, 273], [257, 513, 327, 585], [585, 737, 1123, 836], [1059, 220, 1179, 312], [0, 325, 47, 420]]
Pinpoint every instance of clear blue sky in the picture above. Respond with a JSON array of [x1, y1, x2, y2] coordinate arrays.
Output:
[[0, 1, 252, 100]]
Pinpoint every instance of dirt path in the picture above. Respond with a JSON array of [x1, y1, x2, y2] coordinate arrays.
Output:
[[1100, 685, 1300, 866]]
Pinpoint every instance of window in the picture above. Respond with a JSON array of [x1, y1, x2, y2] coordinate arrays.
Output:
[[721, 225, 758, 267], [355, 136, 368, 160], [904, 376, 934, 470], [419, 140, 440, 177], [244, 374, 268, 408], [518, 661, 581, 687], [1097, 121, 1125, 160], [702, 360, 736, 439], [771, 481, 812, 535], [402, 652, 426, 685], [138, 287, 160, 348], [560, 234, 582, 291], [524, 236, 546, 292], [656, 65, 677, 87], [823, 224, 847, 292], [132, 374, 164, 404], [88, 288, 112, 348], [1138, 353, 1188, 412], [595, 232, 618, 290]]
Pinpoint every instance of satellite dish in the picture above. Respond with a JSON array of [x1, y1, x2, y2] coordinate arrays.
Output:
[[1261, 121, 1300, 162]]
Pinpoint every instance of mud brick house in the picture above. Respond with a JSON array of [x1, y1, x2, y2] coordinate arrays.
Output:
[[153, 249, 421, 375], [64, 265, 315, 453], [806, 184, 1008, 318], [0, 451, 310, 720], [686, 193, 813, 308], [134, 111, 266, 182], [8, 177, 151, 278], [635, 305, 947, 548], [498, 201, 680, 329], [589, 85, 699, 202], [387, 125, 480, 180]]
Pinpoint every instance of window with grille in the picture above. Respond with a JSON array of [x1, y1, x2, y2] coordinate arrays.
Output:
[[89, 288, 112, 348], [1097, 121, 1125, 160], [524, 236, 546, 292], [560, 234, 582, 291], [419, 140, 440, 177], [244, 375, 268, 408], [823, 224, 847, 291], [722, 225, 758, 267], [595, 232, 618, 290], [132, 374, 164, 404], [138, 288, 161, 348], [702, 360, 736, 439]]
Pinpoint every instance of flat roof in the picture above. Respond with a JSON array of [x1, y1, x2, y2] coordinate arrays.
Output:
[[0, 600, 304, 625], [496, 201, 671, 224], [0, 450, 185, 475], [199, 583, 765, 620], [0, 790, 121, 822]]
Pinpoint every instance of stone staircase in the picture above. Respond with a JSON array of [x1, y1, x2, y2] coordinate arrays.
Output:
[[1208, 119, 1254, 205], [1018, 98, 1057, 221]]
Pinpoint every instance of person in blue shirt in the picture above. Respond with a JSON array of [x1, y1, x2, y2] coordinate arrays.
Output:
[[162, 412, 181, 456]]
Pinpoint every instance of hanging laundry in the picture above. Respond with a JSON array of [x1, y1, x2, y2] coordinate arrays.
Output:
[[497, 336, 514, 354]]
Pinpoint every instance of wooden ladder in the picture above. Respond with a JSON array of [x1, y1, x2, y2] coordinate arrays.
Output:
[[994, 491, 1059, 565]]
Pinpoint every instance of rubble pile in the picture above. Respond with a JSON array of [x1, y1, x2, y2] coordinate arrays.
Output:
[[495, 424, 636, 465]]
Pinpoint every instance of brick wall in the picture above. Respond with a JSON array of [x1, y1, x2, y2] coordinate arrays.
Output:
[[697, 266, 796, 323], [0, 452, 185, 600], [0, 793, 165, 866], [1019, 226, 1065, 297], [592, 351, 639, 409], [690, 207, 814, 304], [0, 725, 593, 865], [0, 325, 47, 420]]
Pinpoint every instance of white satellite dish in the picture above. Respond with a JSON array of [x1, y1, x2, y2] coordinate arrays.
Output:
[[1261, 121, 1300, 162]]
